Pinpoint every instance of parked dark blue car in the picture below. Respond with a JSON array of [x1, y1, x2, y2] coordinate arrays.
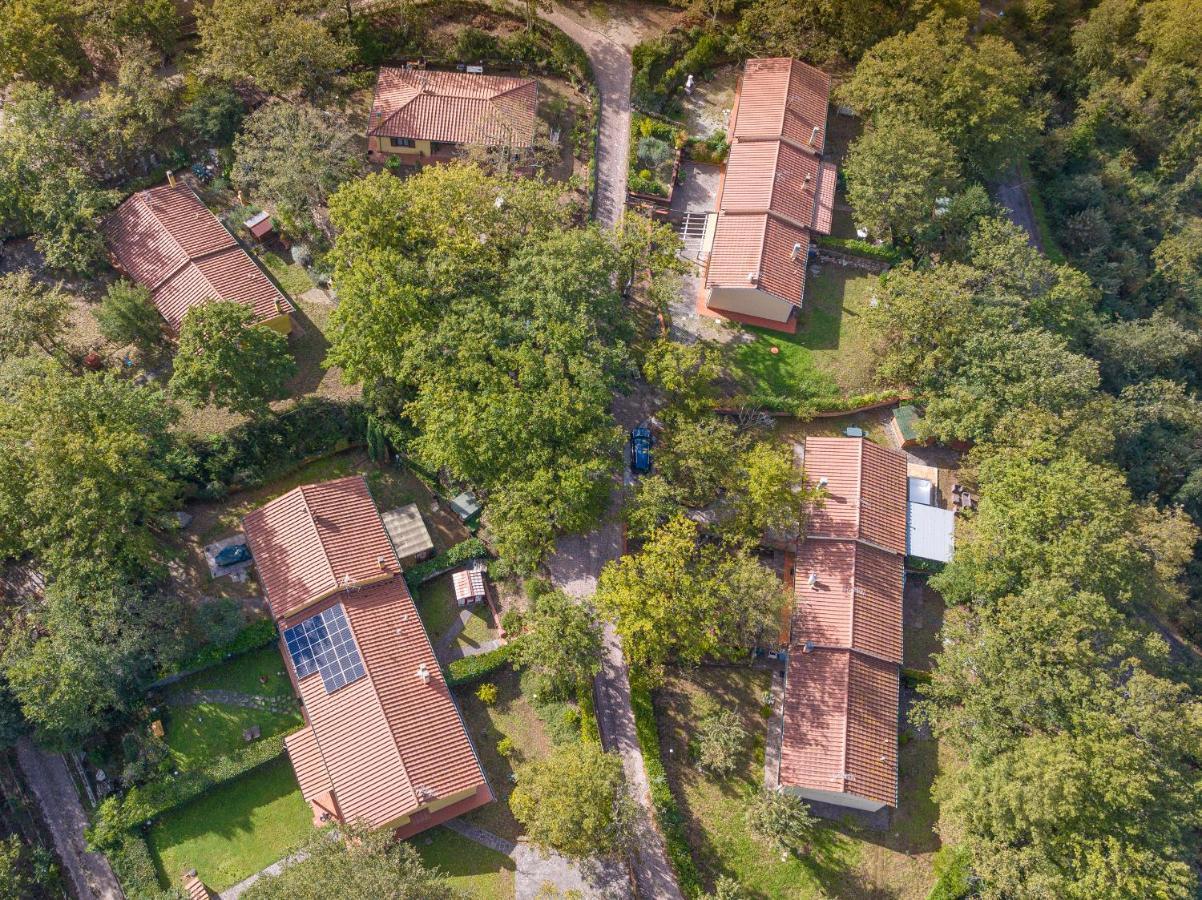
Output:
[[215, 543, 252, 568], [629, 426, 653, 475]]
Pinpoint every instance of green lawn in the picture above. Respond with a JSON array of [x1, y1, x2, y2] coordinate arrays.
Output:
[[655, 667, 940, 899], [410, 826, 515, 900], [164, 703, 303, 772], [172, 645, 293, 700], [457, 605, 498, 652], [148, 756, 313, 891], [732, 267, 882, 401], [456, 666, 556, 842], [416, 575, 460, 644], [261, 251, 314, 297]]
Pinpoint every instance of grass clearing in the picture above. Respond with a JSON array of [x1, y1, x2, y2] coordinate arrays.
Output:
[[147, 756, 313, 891], [410, 826, 515, 900], [259, 251, 313, 297], [456, 666, 556, 842], [655, 667, 941, 899], [732, 267, 882, 401], [416, 575, 460, 645], [164, 704, 302, 772], [457, 604, 499, 652], [171, 645, 293, 699]]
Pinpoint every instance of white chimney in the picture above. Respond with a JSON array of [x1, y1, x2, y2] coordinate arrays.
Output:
[[792, 242, 803, 259], [808, 125, 820, 147], [747, 271, 758, 283], [166, 170, 175, 186], [807, 572, 817, 587], [817, 476, 828, 489], [416, 663, 430, 684]]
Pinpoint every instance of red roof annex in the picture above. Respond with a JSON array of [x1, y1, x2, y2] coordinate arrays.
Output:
[[242, 476, 491, 835], [103, 182, 292, 330]]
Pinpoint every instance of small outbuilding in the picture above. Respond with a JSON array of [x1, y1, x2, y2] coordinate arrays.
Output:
[[890, 405, 922, 448], [452, 567, 487, 607], [381, 503, 435, 567], [449, 491, 482, 522], [244, 210, 274, 241]]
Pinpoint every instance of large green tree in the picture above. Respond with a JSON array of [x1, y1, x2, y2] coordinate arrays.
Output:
[[840, 15, 1043, 176], [0, 365, 179, 577], [94, 280, 163, 353], [0, 269, 71, 364], [232, 102, 363, 238], [197, 0, 351, 96], [595, 515, 786, 682], [510, 741, 633, 858], [508, 581, 603, 693], [326, 166, 625, 571], [843, 115, 962, 245], [169, 300, 296, 415], [0, 0, 88, 88], [242, 825, 462, 899]]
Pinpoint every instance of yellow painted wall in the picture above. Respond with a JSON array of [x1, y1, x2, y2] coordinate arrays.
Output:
[[262, 313, 294, 336]]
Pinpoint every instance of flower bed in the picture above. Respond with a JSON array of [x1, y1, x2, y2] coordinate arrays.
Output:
[[629, 114, 684, 201]]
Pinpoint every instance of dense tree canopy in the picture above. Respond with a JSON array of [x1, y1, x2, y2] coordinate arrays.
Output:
[[169, 301, 296, 416], [94, 280, 163, 353], [197, 0, 351, 96], [242, 825, 462, 900], [326, 166, 630, 571], [509, 580, 603, 693], [232, 102, 363, 238], [841, 15, 1043, 176], [510, 742, 633, 858]]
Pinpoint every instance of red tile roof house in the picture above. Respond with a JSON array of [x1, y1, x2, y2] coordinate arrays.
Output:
[[366, 68, 538, 168], [103, 180, 295, 336], [241, 476, 493, 837], [701, 58, 837, 334], [779, 437, 908, 814]]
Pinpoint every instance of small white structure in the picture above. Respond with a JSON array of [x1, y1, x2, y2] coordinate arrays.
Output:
[[907, 503, 955, 563], [452, 568, 487, 607]]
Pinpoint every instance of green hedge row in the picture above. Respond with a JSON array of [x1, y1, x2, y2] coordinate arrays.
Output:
[[631, 685, 703, 898], [735, 389, 905, 416], [446, 643, 512, 687], [165, 618, 277, 681], [175, 397, 366, 499], [124, 734, 288, 825], [578, 681, 601, 744], [108, 830, 169, 900], [404, 538, 490, 590], [815, 235, 903, 264]]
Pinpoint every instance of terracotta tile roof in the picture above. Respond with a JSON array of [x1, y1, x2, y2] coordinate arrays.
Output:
[[803, 437, 908, 555], [731, 58, 831, 152], [793, 539, 902, 664], [780, 647, 899, 808], [706, 58, 833, 310], [242, 476, 401, 622], [253, 478, 491, 831], [368, 68, 537, 147], [705, 212, 810, 307], [453, 569, 486, 602], [276, 581, 489, 830], [103, 183, 292, 330]]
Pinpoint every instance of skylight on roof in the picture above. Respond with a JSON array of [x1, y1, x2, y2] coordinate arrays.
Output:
[[283, 603, 366, 694]]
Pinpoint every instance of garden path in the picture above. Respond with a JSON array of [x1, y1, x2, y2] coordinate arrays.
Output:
[[16, 738, 122, 900]]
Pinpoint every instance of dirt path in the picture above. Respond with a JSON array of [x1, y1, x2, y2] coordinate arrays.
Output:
[[994, 163, 1043, 251], [16, 738, 123, 900], [536, 3, 637, 228]]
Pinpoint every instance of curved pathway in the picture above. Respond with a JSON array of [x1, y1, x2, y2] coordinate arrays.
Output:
[[537, 4, 634, 227]]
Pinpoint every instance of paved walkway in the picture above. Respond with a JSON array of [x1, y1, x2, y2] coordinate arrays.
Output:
[[16, 738, 123, 900], [167, 688, 296, 714], [446, 818, 632, 900], [994, 163, 1043, 251], [537, 3, 634, 228], [763, 669, 786, 791]]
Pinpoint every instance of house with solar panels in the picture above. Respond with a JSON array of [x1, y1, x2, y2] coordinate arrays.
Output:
[[241, 476, 492, 837]]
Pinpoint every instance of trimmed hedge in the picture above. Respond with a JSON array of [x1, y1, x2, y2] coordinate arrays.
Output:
[[403, 538, 490, 590], [815, 235, 903, 264], [123, 734, 288, 825], [735, 389, 906, 416], [446, 643, 512, 687], [108, 829, 169, 900], [164, 618, 277, 681], [631, 685, 703, 898], [176, 397, 366, 499], [578, 681, 601, 744]]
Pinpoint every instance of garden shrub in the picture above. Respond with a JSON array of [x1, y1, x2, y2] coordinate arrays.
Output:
[[496, 736, 515, 757], [637, 136, 674, 171], [168, 618, 277, 679], [107, 829, 168, 900], [476, 682, 499, 705], [631, 684, 703, 897], [446, 643, 512, 686], [176, 397, 367, 499], [577, 681, 600, 744], [694, 704, 747, 777], [403, 538, 489, 589], [814, 234, 903, 264], [927, 846, 973, 900], [455, 26, 499, 60]]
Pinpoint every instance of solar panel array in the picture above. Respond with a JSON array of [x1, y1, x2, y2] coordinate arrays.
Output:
[[283, 604, 367, 694]]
